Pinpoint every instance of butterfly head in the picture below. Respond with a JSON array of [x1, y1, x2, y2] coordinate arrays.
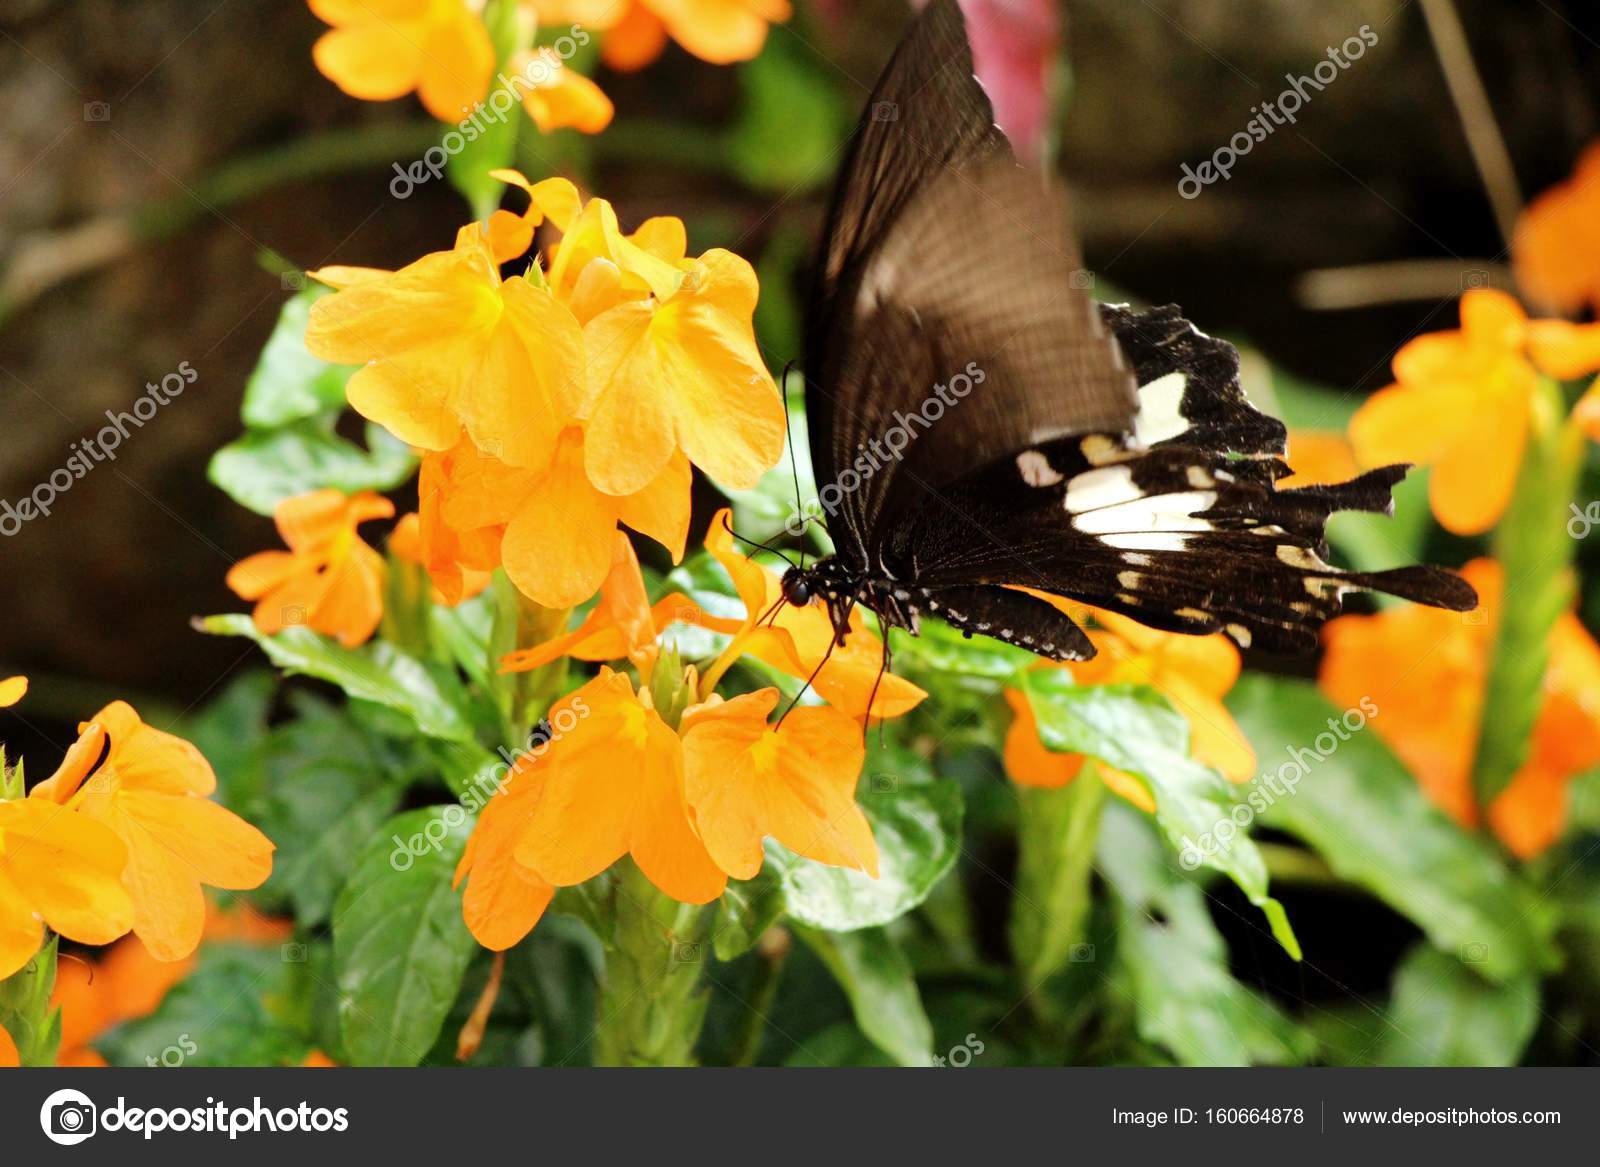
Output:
[[780, 567, 813, 608]]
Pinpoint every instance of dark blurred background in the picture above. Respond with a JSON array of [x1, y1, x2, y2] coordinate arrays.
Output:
[[1, 0, 1596, 738]]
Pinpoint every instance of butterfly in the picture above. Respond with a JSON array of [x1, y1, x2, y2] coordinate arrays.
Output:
[[775, 0, 1476, 666]]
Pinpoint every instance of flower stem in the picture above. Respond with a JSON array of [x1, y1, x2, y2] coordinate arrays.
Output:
[[1009, 763, 1107, 1005], [592, 861, 712, 1067], [1472, 378, 1584, 810], [0, 938, 61, 1067]]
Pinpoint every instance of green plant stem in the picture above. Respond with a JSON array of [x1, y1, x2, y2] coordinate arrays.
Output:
[[726, 927, 791, 1067], [0, 939, 61, 1067], [593, 861, 713, 1067], [1009, 764, 1108, 1005], [1472, 378, 1584, 810]]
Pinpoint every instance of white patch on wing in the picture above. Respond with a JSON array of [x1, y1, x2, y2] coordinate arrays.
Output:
[[1100, 532, 1193, 552], [1064, 465, 1140, 513], [1072, 490, 1216, 535], [1132, 372, 1189, 445], [1015, 450, 1064, 487]]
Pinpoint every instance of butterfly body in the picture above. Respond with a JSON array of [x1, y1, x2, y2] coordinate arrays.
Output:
[[790, 0, 1476, 667]]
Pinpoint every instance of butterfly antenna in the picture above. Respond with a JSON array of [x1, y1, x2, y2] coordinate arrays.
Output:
[[775, 637, 838, 727], [778, 358, 807, 570], [720, 512, 798, 570]]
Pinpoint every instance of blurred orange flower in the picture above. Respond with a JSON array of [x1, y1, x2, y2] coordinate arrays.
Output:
[[531, 0, 791, 70], [1003, 607, 1254, 811], [0, 798, 133, 980], [306, 224, 586, 471], [0, 676, 25, 707], [51, 903, 293, 1066], [512, 47, 614, 133], [1320, 558, 1600, 858], [227, 489, 395, 648], [1350, 289, 1600, 534], [0, 1023, 15, 1066], [31, 703, 275, 962], [308, 0, 495, 121], [1277, 430, 1358, 489], [1514, 141, 1600, 316]]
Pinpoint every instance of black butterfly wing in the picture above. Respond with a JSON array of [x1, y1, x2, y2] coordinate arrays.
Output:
[[804, 0, 1136, 562], [876, 306, 1478, 659]]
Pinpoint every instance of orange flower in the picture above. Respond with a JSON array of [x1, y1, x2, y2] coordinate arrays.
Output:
[[226, 489, 395, 648], [309, 0, 495, 121], [0, 676, 25, 707], [488, 172, 785, 495], [1003, 607, 1254, 812], [454, 760, 555, 951], [0, 799, 133, 980], [305, 223, 586, 471], [530, 0, 790, 70], [390, 512, 492, 605], [456, 668, 879, 943], [512, 47, 613, 134], [30, 703, 275, 962], [500, 531, 689, 674], [0, 1022, 16, 1066], [501, 509, 926, 719], [681, 690, 876, 879], [1277, 430, 1359, 489], [1514, 141, 1600, 315], [1320, 558, 1600, 857], [510, 669, 728, 902], [420, 429, 689, 609], [1349, 289, 1600, 534]]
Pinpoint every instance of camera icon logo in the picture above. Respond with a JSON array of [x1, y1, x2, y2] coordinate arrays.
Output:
[[40, 1088, 97, 1145], [83, 102, 111, 123]]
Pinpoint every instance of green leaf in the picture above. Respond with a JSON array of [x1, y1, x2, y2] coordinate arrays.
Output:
[[1010, 766, 1107, 994], [0, 939, 61, 1066], [727, 37, 848, 193], [712, 866, 786, 962], [198, 614, 480, 744], [793, 925, 933, 1067], [1098, 803, 1314, 1066], [180, 670, 276, 813], [256, 696, 412, 925], [1228, 673, 1557, 981], [1474, 378, 1583, 804], [96, 943, 310, 1067], [241, 288, 352, 428], [1019, 669, 1299, 958], [1372, 943, 1539, 1066], [894, 614, 1037, 682], [333, 807, 479, 1066], [772, 757, 962, 932], [208, 418, 416, 516]]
